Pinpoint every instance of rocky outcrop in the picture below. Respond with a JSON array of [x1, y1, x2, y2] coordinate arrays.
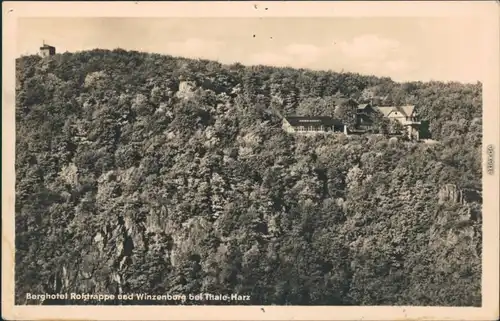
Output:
[[84, 71, 107, 88], [438, 184, 464, 204], [175, 81, 195, 100]]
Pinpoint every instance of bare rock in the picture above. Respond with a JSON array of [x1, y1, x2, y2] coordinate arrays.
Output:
[[438, 184, 463, 204]]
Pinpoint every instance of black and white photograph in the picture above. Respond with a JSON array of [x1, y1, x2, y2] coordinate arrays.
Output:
[[2, 1, 499, 320]]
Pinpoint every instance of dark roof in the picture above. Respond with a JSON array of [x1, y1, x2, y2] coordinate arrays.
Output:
[[284, 116, 344, 127], [40, 44, 55, 49]]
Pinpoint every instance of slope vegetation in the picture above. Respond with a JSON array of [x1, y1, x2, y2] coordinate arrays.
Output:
[[15, 49, 482, 306]]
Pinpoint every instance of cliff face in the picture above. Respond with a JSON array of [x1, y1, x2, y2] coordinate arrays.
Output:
[[15, 50, 482, 306], [438, 184, 464, 204]]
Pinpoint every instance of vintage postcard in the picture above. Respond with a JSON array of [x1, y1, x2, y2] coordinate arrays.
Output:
[[2, 1, 499, 320]]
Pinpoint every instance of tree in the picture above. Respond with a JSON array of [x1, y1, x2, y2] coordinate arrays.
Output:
[[334, 98, 358, 127]]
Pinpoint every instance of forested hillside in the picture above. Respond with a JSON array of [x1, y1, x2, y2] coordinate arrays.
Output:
[[15, 49, 482, 306]]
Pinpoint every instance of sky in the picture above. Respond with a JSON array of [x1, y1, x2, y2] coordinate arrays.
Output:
[[17, 17, 486, 83]]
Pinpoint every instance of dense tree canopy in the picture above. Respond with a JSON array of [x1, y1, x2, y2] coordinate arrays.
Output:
[[15, 49, 482, 306]]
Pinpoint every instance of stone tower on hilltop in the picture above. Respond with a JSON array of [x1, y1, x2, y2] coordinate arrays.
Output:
[[39, 42, 56, 57]]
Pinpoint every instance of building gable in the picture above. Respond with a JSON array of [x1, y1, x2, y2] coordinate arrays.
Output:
[[373, 106, 395, 117], [399, 105, 416, 117], [357, 103, 370, 110], [387, 109, 404, 118], [383, 105, 416, 118]]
